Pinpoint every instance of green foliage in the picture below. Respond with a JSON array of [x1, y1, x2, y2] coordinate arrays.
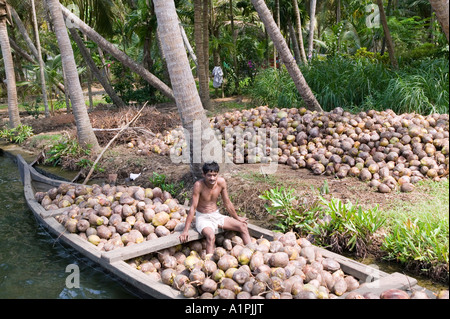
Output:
[[22, 99, 41, 119], [304, 196, 387, 255], [353, 47, 390, 64], [258, 186, 322, 233], [149, 172, 185, 198], [0, 125, 34, 144], [259, 185, 386, 256], [381, 217, 449, 270], [44, 138, 91, 167], [250, 55, 449, 115]]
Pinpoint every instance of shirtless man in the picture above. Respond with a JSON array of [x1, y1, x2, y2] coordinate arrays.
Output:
[[179, 161, 251, 255]]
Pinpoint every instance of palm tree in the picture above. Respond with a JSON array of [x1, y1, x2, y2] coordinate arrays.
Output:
[[251, 0, 322, 112], [429, 0, 449, 42], [292, 0, 307, 63], [0, 0, 20, 128], [307, 0, 317, 60], [31, 0, 50, 118], [153, 0, 224, 179], [68, 27, 126, 108], [45, 0, 100, 152], [376, 0, 398, 69], [194, 0, 211, 110], [59, 3, 175, 101]]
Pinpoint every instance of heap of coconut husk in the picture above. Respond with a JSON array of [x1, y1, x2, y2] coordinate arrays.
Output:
[[130, 106, 448, 193], [128, 230, 449, 299], [35, 183, 187, 251]]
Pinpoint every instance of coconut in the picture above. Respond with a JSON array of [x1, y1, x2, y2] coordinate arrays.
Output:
[[218, 255, 239, 271], [155, 225, 170, 237], [96, 225, 112, 239], [269, 252, 290, 268], [380, 289, 410, 299], [152, 212, 170, 227], [201, 278, 218, 294], [88, 234, 101, 246]]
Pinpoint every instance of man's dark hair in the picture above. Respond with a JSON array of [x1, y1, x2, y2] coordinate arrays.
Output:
[[202, 161, 220, 174]]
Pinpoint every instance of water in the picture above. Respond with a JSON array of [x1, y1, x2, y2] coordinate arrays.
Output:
[[0, 155, 137, 299]]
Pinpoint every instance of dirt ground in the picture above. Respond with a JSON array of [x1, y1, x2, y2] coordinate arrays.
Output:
[[1, 100, 426, 230]]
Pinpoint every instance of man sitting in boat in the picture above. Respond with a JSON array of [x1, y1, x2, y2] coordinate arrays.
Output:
[[179, 161, 251, 255]]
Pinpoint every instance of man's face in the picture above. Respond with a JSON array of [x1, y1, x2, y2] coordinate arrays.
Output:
[[204, 171, 218, 186]]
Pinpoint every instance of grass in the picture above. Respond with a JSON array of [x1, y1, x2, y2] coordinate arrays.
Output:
[[250, 56, 449, 115], [379, 179, 449, 282]]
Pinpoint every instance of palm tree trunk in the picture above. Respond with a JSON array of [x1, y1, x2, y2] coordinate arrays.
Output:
[[46, 0, 100, 152], [251, 0, 322, 112], [0, 15, 21, 128], [376, 0, 398, 69], [68, 27, 126, 108], [288, 21, 301, 64], [153, 0, 225, 180], [292, 0, 307, 64], [307, 0, 317, 60], [31, 0, 50, 118], [194, 0, 210, 110], [202, 0, 211, 109], [59, 3, 174, 101], [429, 0, 449, 42]]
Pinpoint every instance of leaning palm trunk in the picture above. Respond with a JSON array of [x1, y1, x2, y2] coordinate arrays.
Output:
[[69, 28, 126, 108], [31, 0, 50, 118], [429, 0, 449, 42], [0, 2, 20, 128], [46, 0, 100, 152], [59, 3, 174, 101], [251, 0, 322, 112], [153, 0, 225, 180]]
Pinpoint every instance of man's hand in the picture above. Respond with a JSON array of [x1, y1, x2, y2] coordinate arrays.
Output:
[[236, 216, 248, 224], [179, 230, 189, 243]]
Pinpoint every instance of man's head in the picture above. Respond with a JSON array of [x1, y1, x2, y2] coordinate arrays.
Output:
[[202, 161, 219, 185]]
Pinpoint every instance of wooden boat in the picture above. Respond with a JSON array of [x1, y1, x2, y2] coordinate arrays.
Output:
[[14, 153, 436, 299]]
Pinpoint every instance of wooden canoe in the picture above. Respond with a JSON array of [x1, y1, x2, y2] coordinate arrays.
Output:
[[14, 153, 435, 299]]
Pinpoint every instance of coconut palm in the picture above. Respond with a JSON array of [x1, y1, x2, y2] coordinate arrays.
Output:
[[0, 0, 20, 128], [153, 0, 226, 179], [429, 0, 449, 42], [307, 0, 317, 60], [292, 0, 307, 63], [45, 0, 100, 152], [194, 0, 211, 110], [376, 0, 398, 69], [251, 0, 322, 112], [59, 3, 174, 101], [31, 0, 50, 118]]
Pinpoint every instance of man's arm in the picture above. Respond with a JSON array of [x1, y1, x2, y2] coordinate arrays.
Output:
[[221, 179, 247, 222], [179, 181, 201, 243]]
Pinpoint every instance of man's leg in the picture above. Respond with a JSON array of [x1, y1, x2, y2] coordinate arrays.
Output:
[[201, 227, 216, 255], [222, 217, 252, 245]]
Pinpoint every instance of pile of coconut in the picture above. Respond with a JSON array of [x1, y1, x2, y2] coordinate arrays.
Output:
[[130, 106, 449, 193], [35, 183, 187, 251], [127, 231, 448, 299]]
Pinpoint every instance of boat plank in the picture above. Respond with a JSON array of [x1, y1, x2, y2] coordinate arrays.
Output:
[[338, 272, 418, 299], [106, 260, 185, 299]]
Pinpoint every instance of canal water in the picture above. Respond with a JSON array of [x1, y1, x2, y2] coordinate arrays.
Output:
[[0, 155, 136, 299]]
